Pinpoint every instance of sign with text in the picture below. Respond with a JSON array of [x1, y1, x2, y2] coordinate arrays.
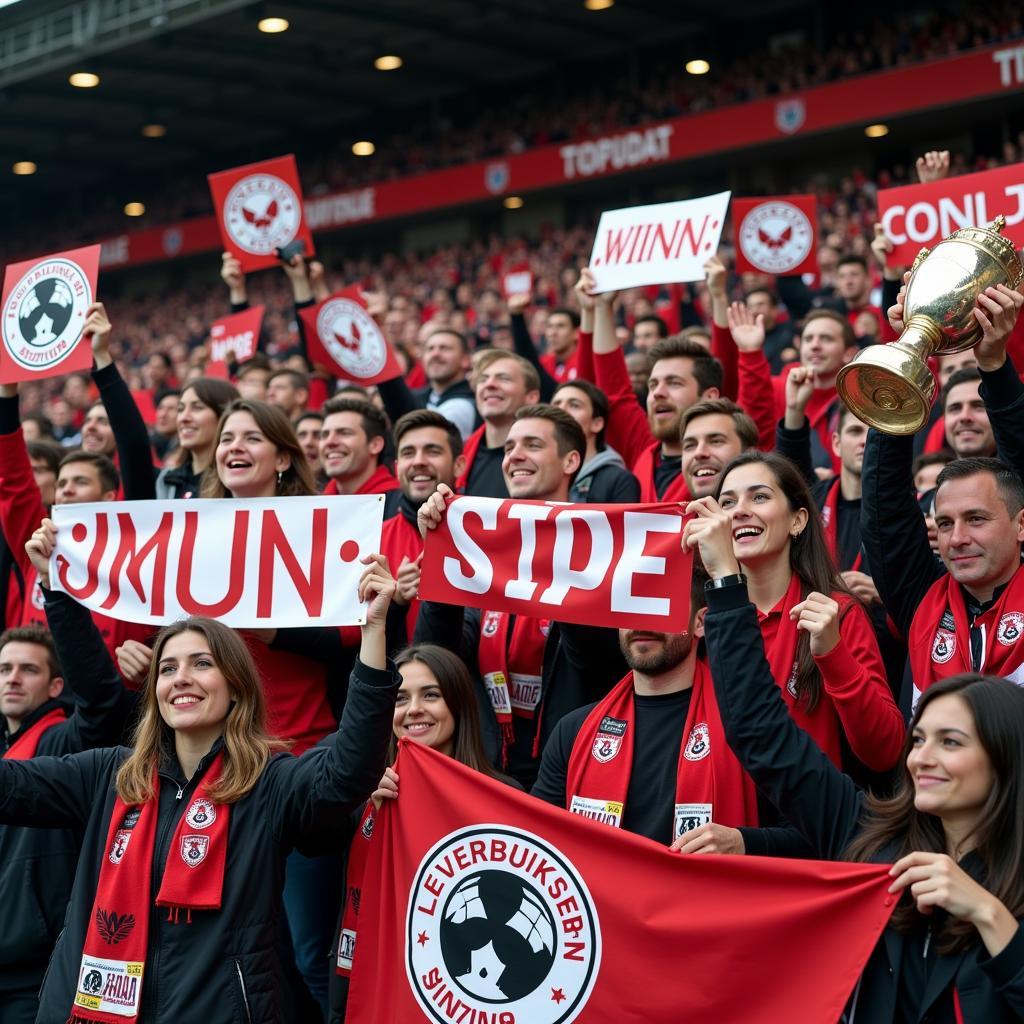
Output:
[[299, 287, 404, 385], [588, 193, 730, 292], [208, 154, 314, 273], [502, 262, 533, 298], [733, 195, 817, 275], [0, 244, 100, 384], [205, 305, 264, 378], [420, 497, 693, 631], [50, 496, 384, 627], [877, 162, 1024, 263]]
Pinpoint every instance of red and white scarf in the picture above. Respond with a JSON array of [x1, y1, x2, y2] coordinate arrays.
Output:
[[4, 707, 65, 760], [71, 752, 231, 1022], [633, 441, 691, 503], [820, 477, 862, 572], [477, 610, 549, 766], [908, 566, 1024, 706], [564, 665, 758, 841], [335, 804, 376, 978], [455, 425, 486, 493]]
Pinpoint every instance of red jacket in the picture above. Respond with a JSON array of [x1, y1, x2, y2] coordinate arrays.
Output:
[[322, 463, 399, 496]]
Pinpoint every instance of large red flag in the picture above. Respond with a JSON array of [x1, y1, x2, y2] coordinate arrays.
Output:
[[347, 741, 895, 1024]]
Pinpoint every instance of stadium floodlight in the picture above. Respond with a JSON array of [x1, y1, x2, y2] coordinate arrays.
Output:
[[258, 16, 289, 33], [124, 202, 145, 217], [504, 196, 524, 210], [686, 59, 711, 75], [12, 161, 35, 175], [69, 71, 100, 88], [864, 123, 889, 138], [142, 124, 167, 138], [352, 141, 375, 157], [584, 0, 614, 9], [374, 55, 403, 71]]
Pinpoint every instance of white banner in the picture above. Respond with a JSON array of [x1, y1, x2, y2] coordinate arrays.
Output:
[[50, 496, 385, 627], [589, 192, 731, 292]]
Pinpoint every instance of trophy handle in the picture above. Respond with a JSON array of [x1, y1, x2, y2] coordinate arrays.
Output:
[[910, 247, 930, 274]]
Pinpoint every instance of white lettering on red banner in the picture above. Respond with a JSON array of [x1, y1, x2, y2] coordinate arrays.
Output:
[[305, 188, 376, 230], [877, 162, 1024, 262], [560, 125, 673, 180], [993, 46, 1024, 87], [99, 236, 130, 269], [589, 193, 730, 292], [419, 498, 692, 631], [50, 497, 383, 627], [208, 305, 264, 363]]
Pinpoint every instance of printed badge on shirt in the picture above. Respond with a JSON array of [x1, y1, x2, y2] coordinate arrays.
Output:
[[674, 803, 712, 840], [483, 671, 512, 716], [75, 955, 143, 1017], [337, 928, 356, 971], [591, 715, 627, 764], [509, 673, 542, 713], [569, 796, 623, 828]]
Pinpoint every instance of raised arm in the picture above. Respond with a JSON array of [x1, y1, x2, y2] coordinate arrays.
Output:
[[774, 366, 817, 485], [0, 384, 47, 577], [508, 297, 557, 401]]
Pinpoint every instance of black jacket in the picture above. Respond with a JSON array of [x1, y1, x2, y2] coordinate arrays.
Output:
[[0, 591, 125, 990], [413, 602, 626, 788], [93, 361, 160, 499], [15, 593, 398, 1024], [704, 578, 1024, 1023]]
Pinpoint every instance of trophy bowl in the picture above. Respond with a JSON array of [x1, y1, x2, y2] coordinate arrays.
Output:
[[836, 215, 1024, 435]]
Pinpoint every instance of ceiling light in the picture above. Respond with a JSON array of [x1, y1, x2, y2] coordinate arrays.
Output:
[[124, 202, 146, 217], [686, 59, 711, 75], [352, 140, 375, 156], [864, 123, 889, 138], [141, 123, 167, 138], [374, 55, 403, 71], [584, 0, 614, 8], [69, 71, 100, 88], [257, 16, 289, 33], [503, 196, 524, 210], [12, 161, 36, 175]]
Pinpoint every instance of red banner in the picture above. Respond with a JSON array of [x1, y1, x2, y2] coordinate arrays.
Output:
[[73, 41, 1024, 273], [420, 498, 693, 631], [733, 195, 817, 275], [0, 244, 100, 384], [299, 287, 404, 385], [347, 741, 894, 1024], [207, 154, 314, 273], [206, 304, 264, 372], [877, 162, 1024, 263]]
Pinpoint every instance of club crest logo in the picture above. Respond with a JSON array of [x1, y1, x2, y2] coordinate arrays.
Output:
[[683, 722, 710, 761], [315, 297, 387, 378], [591, 716, 626, 764], [482, 611, 502, 638], [485, 161, 510, 194], [739, 201, 814, 274], [109, 829, 132, 865], [932, 628, 956, 664], [407, 826, 600, 1024], [361, 813, 375, 841], [185, 798, 216, 830], [96, 909, 135, 946], [774, 98, 806, 135], [2, 257, 92, 372], [998, 612, 1024, 646], [180, 834, 210, 868], [223, 173, 301, 255], [31, 578, 45, 611]]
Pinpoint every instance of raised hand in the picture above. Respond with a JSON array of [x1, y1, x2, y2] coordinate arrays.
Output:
[[417, 482, 453, 539], [371, 766, 400, 810], [25, 518, 57, 589], [915, 150, 950, 184], [783, 365, 816, 429], [83, 302, 114, 370], [115, 640, 154, 686], [726, 302, 765, 353], [682, 497, 740, 580], [220, 252, 247, 305], [974, 283, 1024, 371], [395, 553, 424, 607], [790, 591, 840, 656]]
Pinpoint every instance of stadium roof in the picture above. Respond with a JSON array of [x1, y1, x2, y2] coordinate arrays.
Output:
[[0, 0, 814, 209]]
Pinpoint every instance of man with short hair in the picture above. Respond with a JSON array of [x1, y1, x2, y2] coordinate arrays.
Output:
[[319, 397, 400, 515], [456, 350, 540, 499], [540, 308, 580, 383], [834, 255, 881, 330], [552, 379, 639, 503], [0, 615, 124, 1022], [416, 330, 476, 439], [941, 368, 996, 458], [236, 358, 271, 401], [266, 368, 310, 422], [417, 404, 626, 787], [295, 410, 324, 482], [151, 387, 180, 461], [631, 315, 669, 353], [680, 398, 759, 499], [745, 288, 797, 373], [79, 402, 116, 456]]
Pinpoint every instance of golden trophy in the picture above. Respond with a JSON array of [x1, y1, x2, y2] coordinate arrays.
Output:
[[836, 214, 1024, 435]]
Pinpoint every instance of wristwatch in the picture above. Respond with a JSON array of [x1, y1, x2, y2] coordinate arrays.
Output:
[[704, 572, 747, 591]]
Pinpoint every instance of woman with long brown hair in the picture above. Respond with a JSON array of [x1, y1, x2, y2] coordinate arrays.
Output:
[[697, 537, 1024, 1020], [699, 450, 904, 774], [13, 521, 399, 1024]]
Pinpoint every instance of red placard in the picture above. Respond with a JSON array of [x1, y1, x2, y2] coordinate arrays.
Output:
[[877, 163, 1024, 264], [205, 305, 264, 379], [420, 496, 693, 631], [502, 262, 533, 298], [733, 195, 817, 275], [299, 288, 404, 385], [207, 154, 314, 273], [0, 244, 100, 384]]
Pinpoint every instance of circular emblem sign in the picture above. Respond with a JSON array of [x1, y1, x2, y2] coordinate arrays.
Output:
[[738, 201, 814, 274], [223, 173, 301, 255], [315, 297, 387, 378], [407, 826, 601, 1024], [3, 258, 92, 372]]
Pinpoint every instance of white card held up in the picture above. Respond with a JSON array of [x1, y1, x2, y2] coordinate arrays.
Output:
[[589, 192, 731, 292]]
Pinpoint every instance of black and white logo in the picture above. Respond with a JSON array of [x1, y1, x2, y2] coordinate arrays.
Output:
[[2, 258, 92, 372], [683, 722, 710, 761], [407, 826, 600, 1024], [738, 201, 814, 274], [180, 834, 209, 868], [224, 174, 301, 255], [185, 798, 216, 829], [932, 628, 956, 664], [997, 612, 1024, 647], [315, 297, 388, 378]]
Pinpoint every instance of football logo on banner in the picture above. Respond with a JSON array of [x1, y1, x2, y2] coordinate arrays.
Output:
[[208, 154, 315, 272], [733, 196, 817, 276], [0, 244, 100, 384], [406, 825, 600, 1024], [299, 288, 404, 385]]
